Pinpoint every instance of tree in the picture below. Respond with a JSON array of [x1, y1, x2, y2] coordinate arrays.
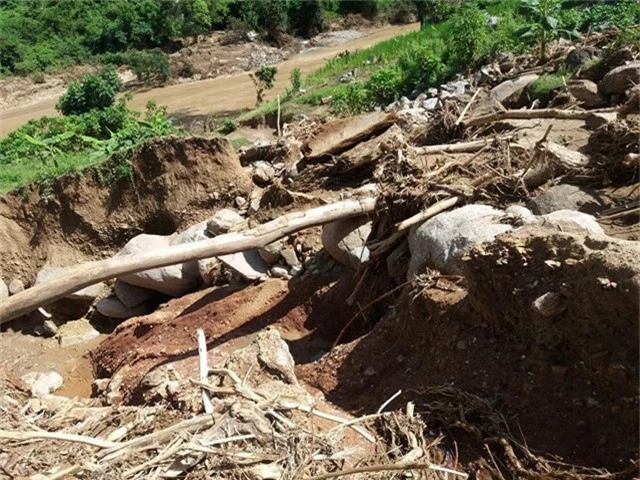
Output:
[[56, 68, 123, 116], [253, 0, 288, 44], [518, 0, 570, 62], [249, 66, 277, 106], [181, 0, 211, 43], [288, 0, 325, 38]]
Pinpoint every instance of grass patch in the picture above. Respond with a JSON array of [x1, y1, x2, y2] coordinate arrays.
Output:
[[231, 137, 251, 150], [530, 71, 574, 102]]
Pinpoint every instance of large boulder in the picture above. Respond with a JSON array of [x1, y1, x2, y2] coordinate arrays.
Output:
[[601, 61, 640, 95], [408, 204, 605, 278], [408, 205, 512, 278], [527, 185, 606, 215], [114, 280, 155, 308], [321, 217, 372, 270], [490, 74, 539, 107], [117, 234, 201, 297], [96, 297, 153, 320], [35, 266, 105, 302], [567, 79, 607, 108]]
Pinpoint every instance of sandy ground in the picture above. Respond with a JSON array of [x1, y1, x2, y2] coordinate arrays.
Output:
[[0, 24, 418, 136]]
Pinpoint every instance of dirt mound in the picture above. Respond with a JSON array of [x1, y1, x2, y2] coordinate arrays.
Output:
[[0, 136, 251, 283], [300, 230, 639, 475]]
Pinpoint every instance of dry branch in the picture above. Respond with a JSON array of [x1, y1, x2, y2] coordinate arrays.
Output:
[[303, 461, 468, 480], [464, 108, 614, 128], [0, 197, 376, 324]]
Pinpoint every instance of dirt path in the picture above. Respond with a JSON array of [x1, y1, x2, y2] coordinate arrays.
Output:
[[0, 24, 418, 136]]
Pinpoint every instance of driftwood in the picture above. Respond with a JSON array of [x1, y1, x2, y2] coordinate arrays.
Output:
[[522, 140, 591, 188], [412, 136, 511, 156], [334, 124, 406, 173], [464, 108, 614, 128], [0, 198, 376, 325]]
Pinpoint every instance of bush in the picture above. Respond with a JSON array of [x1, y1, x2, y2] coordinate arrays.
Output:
[[250, 66, 278, 105], [128, 48, 170, 85], [56, 68, 123, 116], [530, 71, 570, 103], [398, 41, 447, 92], [365, 65, 402, 104], [286, 67, 302, 98], [445, 3, 489, 67], [218, 118, 236, 134], [330, 83, 370, 116]]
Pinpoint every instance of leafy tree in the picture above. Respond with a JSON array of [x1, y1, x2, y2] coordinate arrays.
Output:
[[288, 0, 325, 37], [128, 48, 171, 85], [56, 68, 123, 116], [253, 0, 288, 44], [249, 66, 277, 106], [181, 0, 211, 43]]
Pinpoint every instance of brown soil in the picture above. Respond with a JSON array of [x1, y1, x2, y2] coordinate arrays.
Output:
[[299, 231, 639, 473], [0, 136, 250, 283]]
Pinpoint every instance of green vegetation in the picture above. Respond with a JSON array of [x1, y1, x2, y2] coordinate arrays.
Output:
[[530, 70, 574, 103], [231, 137, 251, 150], [0, 70, 177, 193], [250, 66, 278, 106], [218, 119, 237, 135]]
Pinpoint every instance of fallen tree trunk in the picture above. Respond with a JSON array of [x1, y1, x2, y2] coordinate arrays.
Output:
[[412, 136, 512, 155], [0, 198, 377, 325], [464, 108, 615, 128]]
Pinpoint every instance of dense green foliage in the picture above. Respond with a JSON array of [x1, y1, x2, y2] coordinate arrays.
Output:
[[56, 68, 123, 116], [0, 90, 177, 193], [250, 66, 278, 105]]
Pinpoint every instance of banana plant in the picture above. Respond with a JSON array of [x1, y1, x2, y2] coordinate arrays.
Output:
[[517, 0, 579, 63]]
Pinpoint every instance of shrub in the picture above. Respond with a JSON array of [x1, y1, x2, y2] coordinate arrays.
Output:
[[445, 3, 489, 67], [218, 118, 236, 135], [530, 71, 570, 103], [330, 83, 369, 117], [365, 65, 402, 104], [56, 68, 123, 116], [128, 49, 171, 85], [286, 67, 302, 98], [398, 42, 447, 92]]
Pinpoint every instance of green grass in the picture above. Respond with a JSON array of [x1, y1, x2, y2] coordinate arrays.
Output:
[[530, 70, 574, 101], [231, 137, 251, 149], [0, 151, 105, 194]]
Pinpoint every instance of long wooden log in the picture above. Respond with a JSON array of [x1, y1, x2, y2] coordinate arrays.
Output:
[[0, 198, 377, 325], [464, 108, 616, 128]]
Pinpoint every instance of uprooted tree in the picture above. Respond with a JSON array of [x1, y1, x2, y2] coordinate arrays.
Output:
[[249, 66, 277, 106]]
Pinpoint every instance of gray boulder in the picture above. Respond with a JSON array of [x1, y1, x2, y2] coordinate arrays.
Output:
[[218, 250, 269, 281], [601, 61, 640, 95], [490, 74, 539, 107], [118, 234, 201, 297], [527, 185, 606, 215], [21, 371, 63, 396], [408, 205, 512, 278], [321, 217, 372, 270], [541, 210, 604, 235], [36, 266, 105, 301], [114, 280, 154, 308], [259, 240, 285, 265], [96, 297, 153, 320]]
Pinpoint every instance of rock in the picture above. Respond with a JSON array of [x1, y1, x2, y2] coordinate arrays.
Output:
[[35, 266, 105, 302], [423, 98, 439, 110], [601, 61, 640, 95], [441, 79, 469, 96], [249, 187, 263, 215], [8, 279, 25, 295], [408, 205, 513, 278], [206, 209, 244, 235], [532, 292, 567, 317], [527, 185, 606, 215], [57, 319, 100, 347], [259, 240, 285, 265], [280, 247, 300, 268], [585, 111, 617, 130], [490, 74, 539, 107], [21, 372, 63, 396], [248, 463, 282, 480], [270, 266, 289, 278], [568, 79, 607, 108], [246, 30, 258, 42], [252, 162, 275, 186], [541, 210, 604, 235], [41, 319, 58, 337], [96, 297, 152, 320], [566, 47, 599, 70], [426, 87, 438, 98], [0, 277, 7, 300], [321, 217, 372, 270], [114, 280, 155, 308], [218, 249, 269, 281], [412, 93, 427, 109], [118, 234, 201, 297], [235, 196, 247, 208]]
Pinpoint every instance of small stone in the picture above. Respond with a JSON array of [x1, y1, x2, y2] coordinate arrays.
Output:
[[42, 319, 58, 337], [252, 162, 275, 186], [206, 209, 244, 236], [280, 247, 300, 268], [235, 196, 247, 208], [21, 371, 63, 396], [289, 265, 302, 276], [270, 266, 289, 278], [586, 397, 600, 408], [364, 367, 376, 376], [8, 279, 25, 295], [93, 378, 110, 394], [259, 240, 285, 265], [456, 340, 467, 350], [56, 319, 100, 347]]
